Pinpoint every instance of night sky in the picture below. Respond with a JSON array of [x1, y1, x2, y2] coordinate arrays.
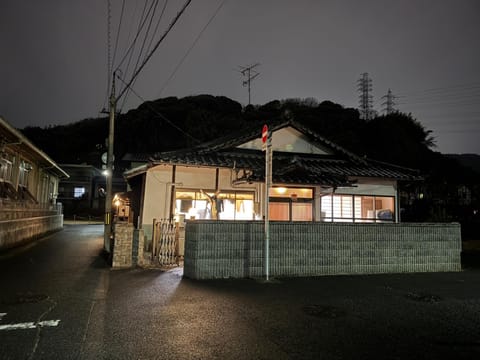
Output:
[[1, 0, 479, 154]]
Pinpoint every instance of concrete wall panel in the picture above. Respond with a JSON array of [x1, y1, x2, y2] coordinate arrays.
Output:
[[184, 221, 461, 279]]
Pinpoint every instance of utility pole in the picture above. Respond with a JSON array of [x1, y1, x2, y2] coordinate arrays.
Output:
[[381, 88, 396, 115], [239, 63, 260, 105], [101, 0, 193, 255], [104, 74, 116, 253], [357, 72, 374, 120]]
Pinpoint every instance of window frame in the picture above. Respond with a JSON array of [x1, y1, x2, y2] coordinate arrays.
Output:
[[321, 194, 395, 223], [73, 186, 86, 199], [269, 186, 315, 222], [174, 189, 255, 220]]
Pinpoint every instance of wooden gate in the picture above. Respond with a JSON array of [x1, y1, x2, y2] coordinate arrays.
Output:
[[152, 218, 178, 266]]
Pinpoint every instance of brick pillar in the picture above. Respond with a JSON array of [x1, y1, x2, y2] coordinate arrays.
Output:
[[112, 223, 134, 268]]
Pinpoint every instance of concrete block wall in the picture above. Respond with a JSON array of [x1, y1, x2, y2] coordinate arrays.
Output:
[[112, 223, 134, 268], [0, 215, 64, 251], [133, 228, 145, 266], [184, 221, 461, 279], [0, 202, 60, 221]]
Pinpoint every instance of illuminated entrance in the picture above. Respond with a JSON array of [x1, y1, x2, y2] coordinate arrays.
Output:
[[269, 187, 314, 221]]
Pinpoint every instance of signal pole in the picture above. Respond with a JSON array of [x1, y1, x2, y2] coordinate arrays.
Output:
[[262, 124, 272, 281], [104, 74, 116, 253], [239, 63, 260, 105]]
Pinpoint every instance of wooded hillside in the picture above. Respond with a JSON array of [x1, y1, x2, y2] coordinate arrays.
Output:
[[21, 95, 439, 172], [20, 95, 480, 227]]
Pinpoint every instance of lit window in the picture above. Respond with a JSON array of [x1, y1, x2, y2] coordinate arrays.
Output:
[[175, 190, 254, 220], [74, 187, 86, 198], [269, 187, 314, 221], [321, 195, 395, 222]]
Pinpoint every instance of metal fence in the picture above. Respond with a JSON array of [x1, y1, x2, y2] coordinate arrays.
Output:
[[152, 218, 178, 266]]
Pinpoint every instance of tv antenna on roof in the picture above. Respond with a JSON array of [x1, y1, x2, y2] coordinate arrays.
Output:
[[238, 63, 260, 106]]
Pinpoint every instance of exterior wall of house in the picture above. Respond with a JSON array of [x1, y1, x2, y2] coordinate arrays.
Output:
[[1, 117, 68, 251], [184, 221, 461, 279], [142, 165, 175, 238], [1, 149, 50, 203], [32, 166, 59, 205], [141, 165, 259, 241], [238, 126, 330, 154], [338, 177, 397, 196], [139, 167, 401, 246]]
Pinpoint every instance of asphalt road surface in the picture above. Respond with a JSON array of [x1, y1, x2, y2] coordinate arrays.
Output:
[[1, 224, 480, 359]]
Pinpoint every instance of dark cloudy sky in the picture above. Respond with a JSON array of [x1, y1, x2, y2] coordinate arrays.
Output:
[[1, 0, 479, 154]]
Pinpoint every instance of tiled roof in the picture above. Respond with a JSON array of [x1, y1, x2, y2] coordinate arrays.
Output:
[[152, 119, 365, 163], [150, 148, 420, 186], [126, 119, 422, 186], [0, 116, 69, 178]]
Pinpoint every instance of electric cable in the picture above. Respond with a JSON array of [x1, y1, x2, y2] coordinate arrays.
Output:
[[111, 0, 126, 70], [122, 0, 162, 113], [158, 0, 227, 97], [115, 0, 153, 73], [116, 0, 193, 102], [116, 73, 200, 144], [144, 0, 169, 63]]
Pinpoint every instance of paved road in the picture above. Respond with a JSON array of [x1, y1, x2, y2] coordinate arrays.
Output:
[[1, 224, 480, 359]]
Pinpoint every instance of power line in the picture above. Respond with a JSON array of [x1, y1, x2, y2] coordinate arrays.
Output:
[[135, 0, 162, 71], [107, 0, 112, 98], [118, 0, 155, 111], [111, 0, 126, 72], [120, 0, 162, 113], [102, 0, 113, 113], [116, 73, 200, 144], [396, 81, 480, 97], [159, 0, 227, 97], [397, 100, 480, 108], [433, 129, 480, 134], [144, 0, 169, 64], [398, 90, 480, 102], [115, 0, 152, 72], [116, 0, 193, 102]]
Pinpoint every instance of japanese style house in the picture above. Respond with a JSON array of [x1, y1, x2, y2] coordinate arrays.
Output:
[[124, 120, 421, 240]]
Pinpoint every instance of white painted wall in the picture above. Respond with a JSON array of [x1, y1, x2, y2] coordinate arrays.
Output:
[[238, 126, 330, 154], [141, 165, 259, 237], [141, 167, 400, 240], [331, 178, 397, 197], [142, 165, 173, 237]]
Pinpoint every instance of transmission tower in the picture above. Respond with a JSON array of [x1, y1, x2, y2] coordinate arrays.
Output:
[[238, 63, 260, 105], [381, 88, 396, 115], [357, 72, 374, 120]]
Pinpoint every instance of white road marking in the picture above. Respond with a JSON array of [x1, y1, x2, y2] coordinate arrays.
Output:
[[0, 319, 60, 331], [0, 313, 6, 321]]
